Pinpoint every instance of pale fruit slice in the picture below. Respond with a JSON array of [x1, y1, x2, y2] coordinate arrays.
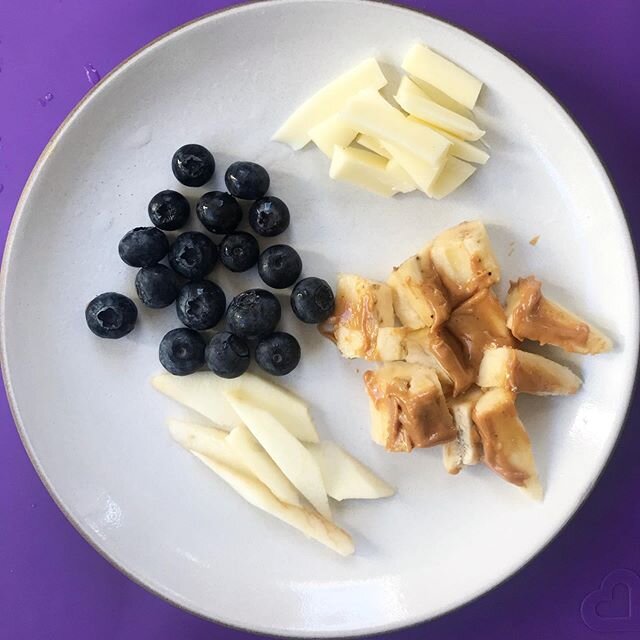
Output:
[[402, 43, 483, 109], [506, 276, 613, 355], [309, 114, 357, 158], [307, 441, 395, 501], [442, 387, 483, 474], [322, 274, 395, 360], [380, 138, 445, 194], [363, 362, 456, 452], [428, 157, 476, 200], [472, 388, 542, 500], [190, 451, 354, 556], [340, 90, 451, 167], [224, 393, 331, 520], [395, 77, 485, 141], [387, 247, 450, 330], [151, 372, 319, 443], [430, 220, 501, 306], [168, 418, 247, 473], [272, 58, 387, 150], [356, 133, 392, 158], [446, 287, 515, 373], [407, 116, 489, 164], [329, 146, 395, 197], [477, 347, 582, 396], [226, 426, 301, 506]]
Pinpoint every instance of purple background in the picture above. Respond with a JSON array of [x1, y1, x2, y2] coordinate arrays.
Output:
[[1, 0, 639, 638]]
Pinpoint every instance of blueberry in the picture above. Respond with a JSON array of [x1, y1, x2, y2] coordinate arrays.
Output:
[[255, 332, 301, 376], [118, 227, 169, 267], [148, 190, 190, 230], [135, 264, 178, 308], [225, 161, 270, 200], [258, 245, 302, 289], [196, 191, 242, 234], [291, 277, 335, 323], [205, 331, 250, 379], [219, 232, 259, 273], [85, 292, 137, 339], [176, 281, 226, 330], [226, 289, 281, 339], [249, 197, 290, 237], [159, 328, 206, 376], [169, 232, 217, 280], [171, 144, 215, 187]]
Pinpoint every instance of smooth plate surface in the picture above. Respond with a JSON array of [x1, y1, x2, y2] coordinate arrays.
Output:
[[1, 0, 637, 636]]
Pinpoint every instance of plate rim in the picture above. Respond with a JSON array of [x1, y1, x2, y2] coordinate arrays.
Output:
[[1, 0, 638, 636]]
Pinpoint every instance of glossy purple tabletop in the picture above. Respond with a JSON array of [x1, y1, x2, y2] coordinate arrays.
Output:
[[1, 1, 639, 638]]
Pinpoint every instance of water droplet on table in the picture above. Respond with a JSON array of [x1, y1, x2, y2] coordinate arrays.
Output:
[[38, 92, 54, 107], [84, 63, 101, 86]]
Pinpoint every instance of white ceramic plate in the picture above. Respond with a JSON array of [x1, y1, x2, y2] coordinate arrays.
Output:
[[1, 0, 638, 636]]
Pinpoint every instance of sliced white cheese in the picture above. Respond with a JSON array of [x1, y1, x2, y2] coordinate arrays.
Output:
[[428, 156, 476, 200], [272, 58, 387, 150], [408, 117, 489, 165], [356, 134, 392, 159], [226, 426, 302, 506], [329, 146, 395, 197], [190, 451, 354, 556], [386, 159, 417, 193], [395, 77, 485, 141], [151, 372, 319, 443], [307, 441, 395, 501], [309, 114, 357, 158], [380, 139, 445, 194], [224, 392, 332, 520], [402, 43, 482, 109], [340, 89, 451, 167], [408, 76, 474, 118]]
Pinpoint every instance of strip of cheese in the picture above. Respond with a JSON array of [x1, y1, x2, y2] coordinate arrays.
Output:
[[329, 146, 395, 197], [428, 157, 476, 200], [380, 139, 445, 194], [395, 77, 485, 141], [386, 159, 417, 193], [340, 90, 451, 167], [272, 58, 387, 150], [356, 133, 392, 159], [309, 114, 358, 158], [402, 43, 482, 109], [408, 117, 489, 165], [408, 76, 474, 118]]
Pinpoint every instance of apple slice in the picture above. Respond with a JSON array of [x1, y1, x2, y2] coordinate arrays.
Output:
[[190, 451, 354, 556], [226, 426, 301, 506], [224, 392, 332, 520], [168, 418, 248, 472], [309, 114, 357, 158], [307, 441, 395, 501], [151, 372, 319, 443]]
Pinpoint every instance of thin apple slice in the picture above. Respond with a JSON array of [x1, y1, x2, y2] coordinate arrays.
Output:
[[226, 426, 301, 506], [224, 392, 332, 520], [168, 418, 248, 472], [151, 372, 319, 443], [307, 441, 395, 501], [190, 451, 354, 556]]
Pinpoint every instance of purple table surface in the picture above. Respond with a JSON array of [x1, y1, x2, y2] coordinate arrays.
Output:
[[1, 0, 639, 638]]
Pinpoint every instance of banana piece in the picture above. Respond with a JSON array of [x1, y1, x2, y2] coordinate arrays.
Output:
[[477, 347, 582, 396], [446, 287, 515, 374], [322, 274, 395, 360], [430, 220, 500, 306], [472, 388, 542, 500], [387, 244, 450, 330], [506, 276, 612, 355], [363, 362, 456, 452], [442, 387, 484, 474]]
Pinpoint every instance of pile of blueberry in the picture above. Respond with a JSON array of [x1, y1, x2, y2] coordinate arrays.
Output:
[[85, 144, 335, 378]]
